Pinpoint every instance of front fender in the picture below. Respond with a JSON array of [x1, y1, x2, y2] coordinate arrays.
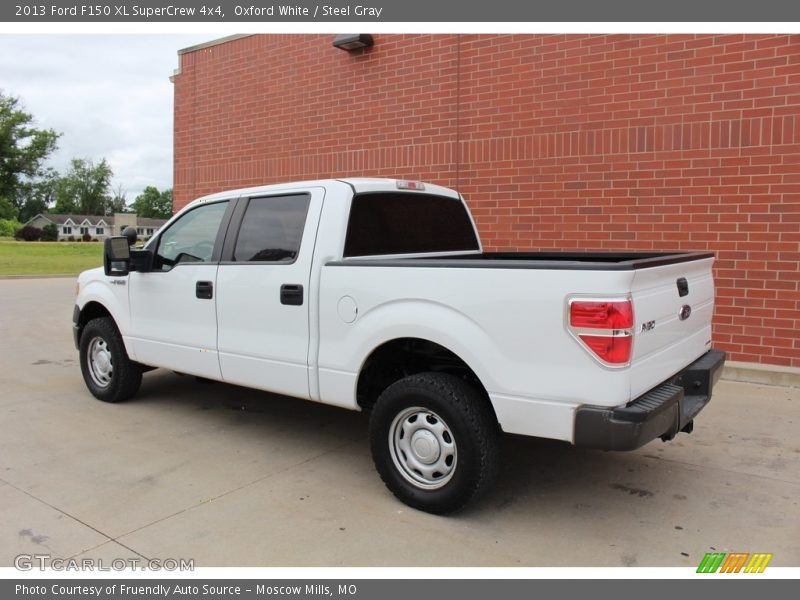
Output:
[[76, 272, 133, 358]]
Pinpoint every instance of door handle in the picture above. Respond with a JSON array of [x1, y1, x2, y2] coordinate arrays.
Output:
[[280, 284, 303, 306], [196, 280, 213, 299], [676, 277, 689, 297]]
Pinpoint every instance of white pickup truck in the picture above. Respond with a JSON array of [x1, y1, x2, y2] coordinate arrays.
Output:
[[74, 178, 725, 513]]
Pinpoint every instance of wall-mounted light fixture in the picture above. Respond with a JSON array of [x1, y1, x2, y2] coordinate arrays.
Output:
[[332, 34, 374, 52]]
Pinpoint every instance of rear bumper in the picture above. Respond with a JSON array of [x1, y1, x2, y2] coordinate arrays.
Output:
[[573, 349, 726, 451]]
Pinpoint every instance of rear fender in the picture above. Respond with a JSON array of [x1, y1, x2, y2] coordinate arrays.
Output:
[[319, 299, 498, 409]]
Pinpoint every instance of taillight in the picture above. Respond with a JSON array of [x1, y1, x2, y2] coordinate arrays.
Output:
[[567, 299, 634, 366], [570, 301, 633, 329], [578, 334, 632, 365]]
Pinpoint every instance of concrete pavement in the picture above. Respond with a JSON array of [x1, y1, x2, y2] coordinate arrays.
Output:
[[1, 278, 798, 567]]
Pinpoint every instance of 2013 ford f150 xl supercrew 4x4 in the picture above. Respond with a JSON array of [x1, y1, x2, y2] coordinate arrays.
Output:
[[73, 178, 725, 513]]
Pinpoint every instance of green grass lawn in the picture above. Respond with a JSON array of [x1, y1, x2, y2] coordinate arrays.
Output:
[[0, 240, 104, 277]]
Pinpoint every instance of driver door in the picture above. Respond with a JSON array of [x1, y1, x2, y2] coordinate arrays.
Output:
[[128, 199, 233, 378]]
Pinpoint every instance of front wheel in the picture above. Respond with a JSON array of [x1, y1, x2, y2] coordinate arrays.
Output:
[[79, 317, 142, 403], [369, 372, 500, 514]]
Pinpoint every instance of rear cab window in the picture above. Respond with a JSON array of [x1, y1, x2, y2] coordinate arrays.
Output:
[[343, 192, 480, 257], [232, 194, 311, 263]]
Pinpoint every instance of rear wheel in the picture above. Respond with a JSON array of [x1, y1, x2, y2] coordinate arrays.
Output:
[[369, 372, 499, 514], [79, 317, 142, 403]]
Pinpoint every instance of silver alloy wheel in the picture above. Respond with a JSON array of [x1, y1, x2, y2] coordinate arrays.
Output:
[[389, 406, 458, 489], [87, 336, 113, 388]]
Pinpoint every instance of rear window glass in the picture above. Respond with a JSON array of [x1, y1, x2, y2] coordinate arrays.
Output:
[[343, 192, 480, 257]]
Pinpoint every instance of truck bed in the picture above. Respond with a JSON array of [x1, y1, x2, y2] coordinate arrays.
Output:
[[320, 248, 716, 433], [328, 251, 714, 271]]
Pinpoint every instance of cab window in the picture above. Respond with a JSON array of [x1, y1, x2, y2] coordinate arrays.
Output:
[[154, 201, 228, 271], [232, 194, 310, 263]]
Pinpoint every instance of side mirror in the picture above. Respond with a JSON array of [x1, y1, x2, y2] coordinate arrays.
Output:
[[104, 237, 131, 276]]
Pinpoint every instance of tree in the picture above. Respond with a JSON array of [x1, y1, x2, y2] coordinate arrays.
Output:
[[109, 182, 129, 214], [17, 167, 58, 222], [53, 158, 113, 215], [14, 224, 43, 241], [131, 186, 173, 219], [41, 222, 58, 241], [0, 196, 16, 220], [0, 92, 60, 212], [0, 218, 22, 237]]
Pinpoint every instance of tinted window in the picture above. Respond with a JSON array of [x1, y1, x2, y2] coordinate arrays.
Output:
[[233, 194, 311, 263], [344, 192, 480, 257], [155, 201, 228, 271]]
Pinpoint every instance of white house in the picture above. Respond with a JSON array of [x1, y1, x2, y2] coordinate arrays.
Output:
[[24, 213, 168, 241]]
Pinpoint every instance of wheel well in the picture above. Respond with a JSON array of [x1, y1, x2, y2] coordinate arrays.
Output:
[[77, 301, 112, 339], [356, 338, 491, 411]]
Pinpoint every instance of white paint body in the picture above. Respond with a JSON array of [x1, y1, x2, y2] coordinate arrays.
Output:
[[76, 179, 715, 444]]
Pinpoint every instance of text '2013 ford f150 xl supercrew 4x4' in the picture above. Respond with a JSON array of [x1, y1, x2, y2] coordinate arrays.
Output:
[[74, 178, 725, 513]]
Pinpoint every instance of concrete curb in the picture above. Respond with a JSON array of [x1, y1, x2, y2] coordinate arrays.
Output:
[[722, 360, 800, 389]]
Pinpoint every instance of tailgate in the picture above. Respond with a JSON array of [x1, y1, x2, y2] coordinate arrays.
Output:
[[629, 257, 715, 400]]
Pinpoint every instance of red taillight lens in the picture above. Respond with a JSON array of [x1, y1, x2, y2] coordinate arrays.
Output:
[[578, 334, 632, 364], [568, 299, 634, 366], [570, 301, 633, 330]]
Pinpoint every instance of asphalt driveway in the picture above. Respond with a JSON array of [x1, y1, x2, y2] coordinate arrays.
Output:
[[1, 278, 798, 567]]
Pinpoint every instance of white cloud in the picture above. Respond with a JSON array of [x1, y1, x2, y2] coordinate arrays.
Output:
[[0, 34, 211, 203]]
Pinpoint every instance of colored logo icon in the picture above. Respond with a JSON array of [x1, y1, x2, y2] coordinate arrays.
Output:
[[697, 552, 773, 573]]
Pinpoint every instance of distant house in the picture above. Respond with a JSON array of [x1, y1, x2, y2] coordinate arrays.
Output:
[[24, 213, 169, 241]]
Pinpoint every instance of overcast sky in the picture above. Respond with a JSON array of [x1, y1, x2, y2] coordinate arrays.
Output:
[[0, 34, 212, 203]]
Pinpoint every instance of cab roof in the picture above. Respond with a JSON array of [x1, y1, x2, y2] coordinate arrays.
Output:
[[183, 178, 460, 211]]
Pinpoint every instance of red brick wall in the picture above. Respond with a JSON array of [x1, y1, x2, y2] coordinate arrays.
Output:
[[173, 34, 800, 368]]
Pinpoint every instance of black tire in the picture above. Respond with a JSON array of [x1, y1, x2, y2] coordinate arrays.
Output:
[[369, 372, 500, 514], [79, 317, 142, 403]]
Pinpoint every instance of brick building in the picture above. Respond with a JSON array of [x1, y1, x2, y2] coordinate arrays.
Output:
[[172, 34, 800, 368]]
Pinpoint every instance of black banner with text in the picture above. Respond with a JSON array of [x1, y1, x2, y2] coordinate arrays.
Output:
[[4, 0, 800, 22]]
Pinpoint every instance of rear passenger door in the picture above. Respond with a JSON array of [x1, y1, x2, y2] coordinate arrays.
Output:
[[215, 188, 324, 399]]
